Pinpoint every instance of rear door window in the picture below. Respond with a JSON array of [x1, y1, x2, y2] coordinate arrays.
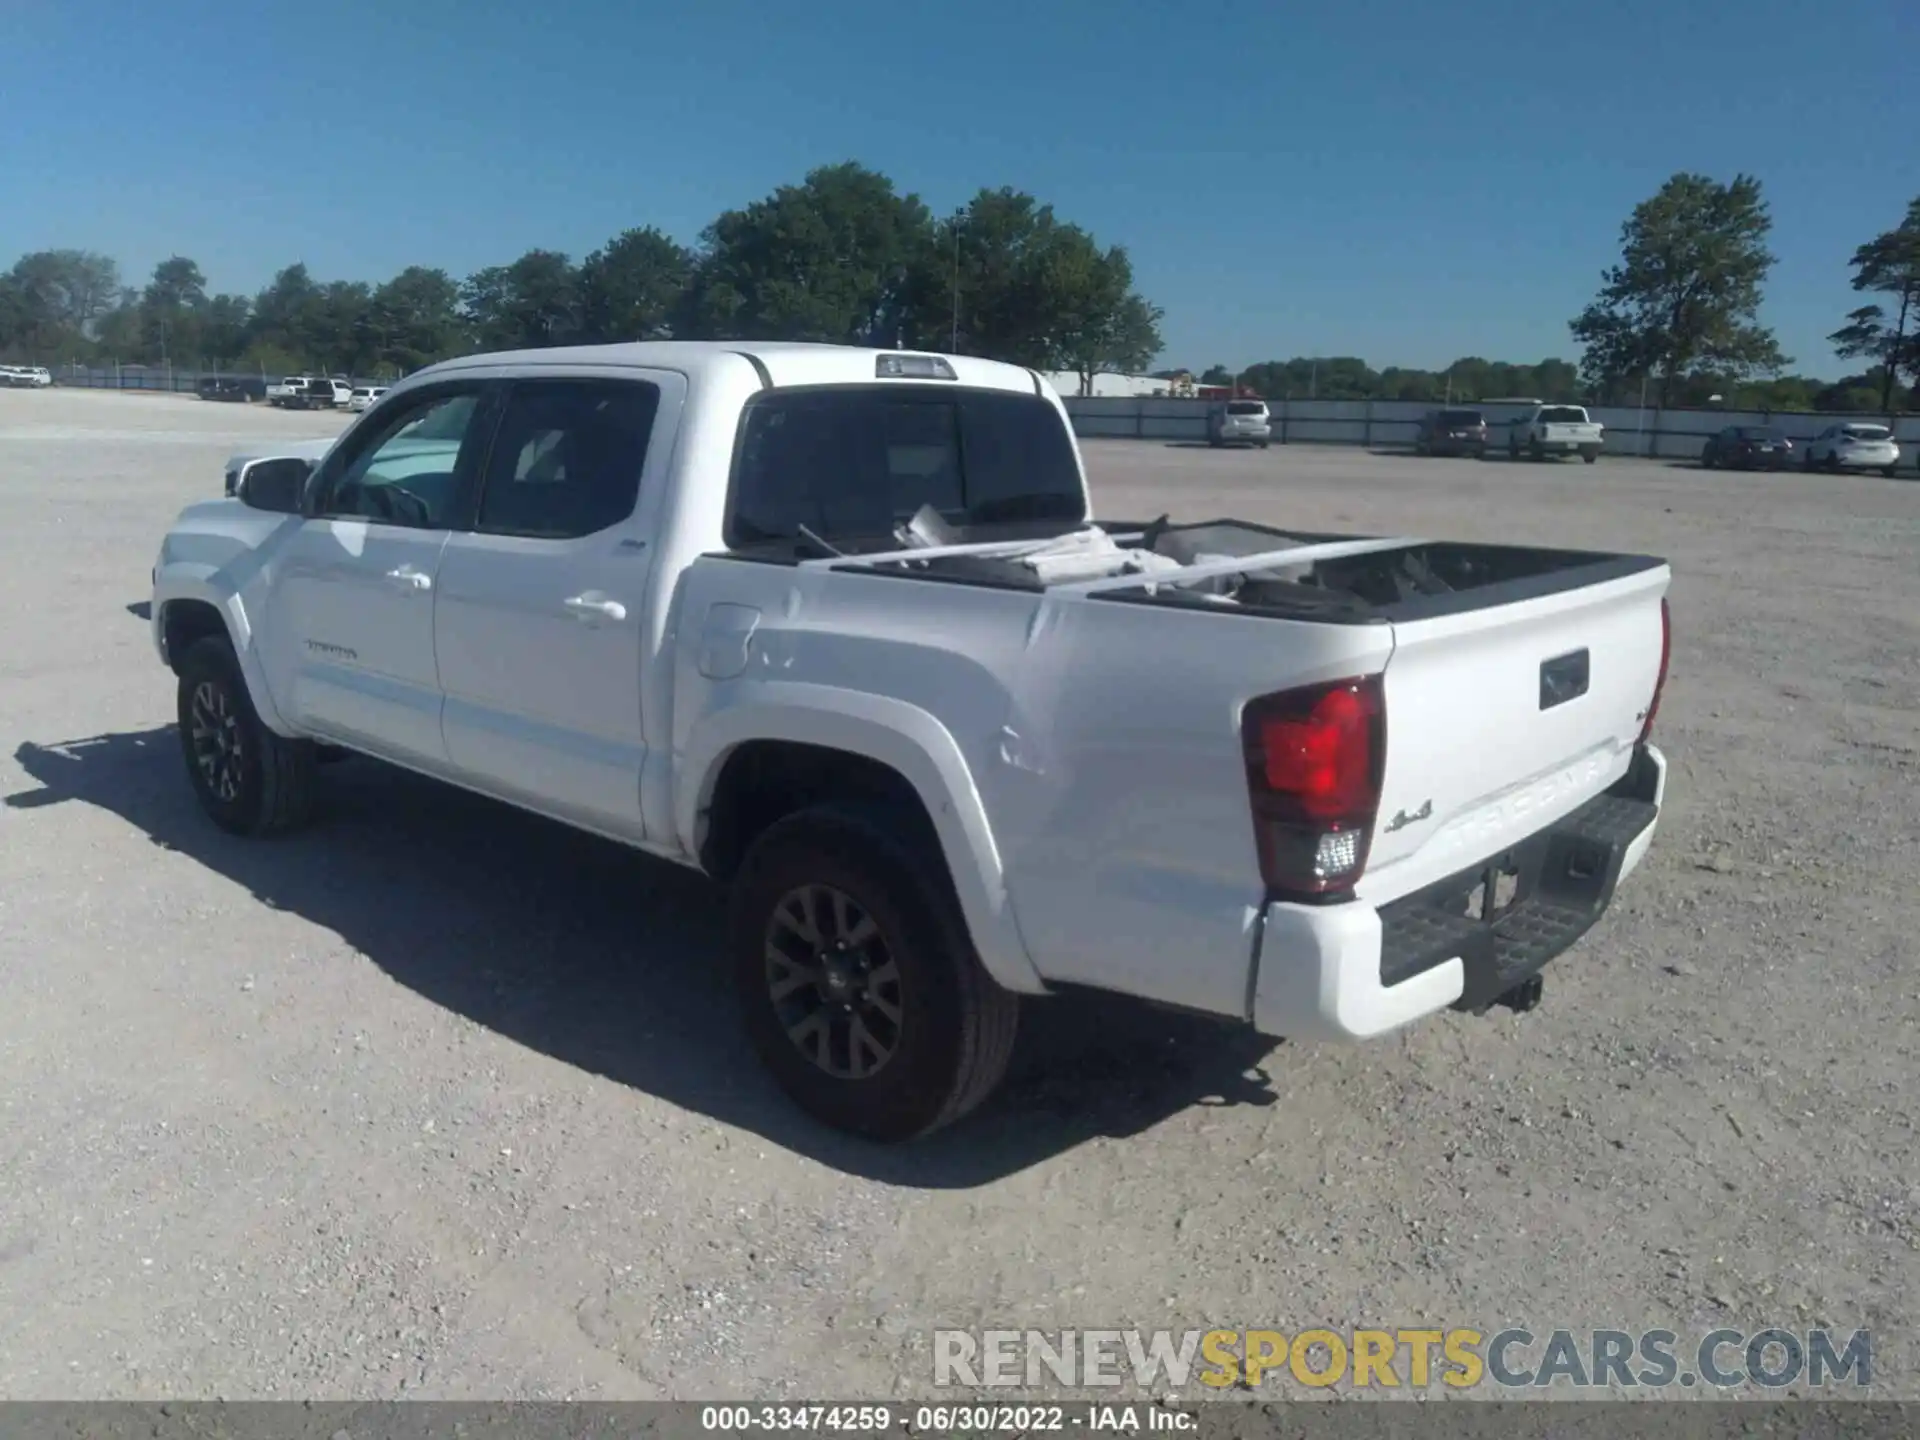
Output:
[[474, 379, 661, 539]]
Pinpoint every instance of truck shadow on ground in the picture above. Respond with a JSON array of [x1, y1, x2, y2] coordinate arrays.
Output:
[[8, 729, 1282, 1189]]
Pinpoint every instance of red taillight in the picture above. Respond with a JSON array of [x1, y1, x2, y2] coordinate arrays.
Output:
[[1639, 598, 1671, 744], [1243, 676, 1386, 897]]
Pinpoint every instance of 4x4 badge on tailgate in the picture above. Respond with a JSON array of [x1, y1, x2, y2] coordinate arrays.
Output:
[[1384, 799, 1432, 833]]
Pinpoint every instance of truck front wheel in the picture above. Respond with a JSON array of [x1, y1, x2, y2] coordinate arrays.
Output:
[[175, 636, 316, 836], [729, 805, 1019, 1141]]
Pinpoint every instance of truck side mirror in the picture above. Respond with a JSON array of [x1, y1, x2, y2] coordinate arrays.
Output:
[[237, 457, 312, 514]]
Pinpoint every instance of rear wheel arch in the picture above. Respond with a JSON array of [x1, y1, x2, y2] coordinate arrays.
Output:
[[701, 740, 943, 883], [682, 704, 1047, 997]]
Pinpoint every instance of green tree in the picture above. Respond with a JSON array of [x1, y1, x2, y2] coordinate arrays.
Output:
[[1199, 364, 1234, 386], [577, 227, 691, 343], [912, 188, 1152, 368], [200, 294, 252, 367], [362, 266, 463, 373], [308, 280, 374, 372], [683, 162, 934, 345], [6, 250, 121, 350], [1570, 172, 1786, 405], [1828, 196, 1920, 412], [250, 263, 323, 366], [462, 249, 578, 350], [140, 255, 209, 364]]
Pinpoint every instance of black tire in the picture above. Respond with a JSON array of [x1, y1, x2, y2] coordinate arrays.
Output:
[[729, 804, 1019, 1142], [1582, 452, 1598, 465], [1529, 439, 1545, 462], [175, 636, 316, 836], [1701, 448, 1717, 469], [1883, 465, 1898, 479], [1258, 439, 1270, 449]]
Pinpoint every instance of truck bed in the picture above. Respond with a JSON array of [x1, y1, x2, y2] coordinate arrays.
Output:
[[763, 514, 1662, 625]]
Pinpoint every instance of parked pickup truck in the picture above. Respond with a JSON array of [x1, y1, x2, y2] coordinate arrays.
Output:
[[268, 376, 350, 410], [150, 342, 1673, 1140], [1509, 404, 1604, 463]]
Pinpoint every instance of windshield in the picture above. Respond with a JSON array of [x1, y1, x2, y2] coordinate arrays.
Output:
[[1539, 406, 1589, 424]]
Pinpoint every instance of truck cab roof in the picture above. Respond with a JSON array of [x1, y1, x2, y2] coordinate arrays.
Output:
[[421, 341, 1050, 396]]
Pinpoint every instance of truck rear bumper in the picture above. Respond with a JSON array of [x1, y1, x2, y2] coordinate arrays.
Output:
[[1249, 743, 1665, 1041]]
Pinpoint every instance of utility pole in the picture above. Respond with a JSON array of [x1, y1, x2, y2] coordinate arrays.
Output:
[[948, 220, 961, 354]]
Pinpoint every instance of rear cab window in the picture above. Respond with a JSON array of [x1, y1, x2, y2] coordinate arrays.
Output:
[[727, 386, 1085, 550], [1538, 406, 1590, 424], [1226, 401, 1266, 416]]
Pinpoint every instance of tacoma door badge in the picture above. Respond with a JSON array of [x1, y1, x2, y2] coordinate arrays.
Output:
[[1383, 799, 1432, 833]]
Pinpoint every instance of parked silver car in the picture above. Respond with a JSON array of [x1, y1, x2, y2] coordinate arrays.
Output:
[[1803, 422, 1901, 476], [1207, 399, 1271, 448]]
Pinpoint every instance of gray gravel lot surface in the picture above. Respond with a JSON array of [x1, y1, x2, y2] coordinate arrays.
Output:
[[1, 390, 1915, 1400]]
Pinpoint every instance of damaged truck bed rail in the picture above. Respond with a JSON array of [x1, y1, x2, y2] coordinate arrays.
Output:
[[793, 515, 1663, 625]]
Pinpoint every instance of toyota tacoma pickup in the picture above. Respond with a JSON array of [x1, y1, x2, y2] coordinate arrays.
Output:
[[1509, 404, 1604, 463], [149, 341, 1673, 1141]]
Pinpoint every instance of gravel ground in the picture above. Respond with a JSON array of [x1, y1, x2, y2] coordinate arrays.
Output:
[[1, 388, 1915, 1401]]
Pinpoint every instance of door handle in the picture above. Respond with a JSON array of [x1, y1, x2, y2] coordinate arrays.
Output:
[[385, 565, 432, 592], [564, 593, 627, 622]]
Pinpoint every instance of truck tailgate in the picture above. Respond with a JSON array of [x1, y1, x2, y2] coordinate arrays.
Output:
[[1542, 422, 1602, 444], [1359, 563, 1668, 902]]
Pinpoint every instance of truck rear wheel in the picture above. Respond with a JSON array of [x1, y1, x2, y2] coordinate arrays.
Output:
[[728, 805, 1019, 1141], [175, 636, 316, 837]]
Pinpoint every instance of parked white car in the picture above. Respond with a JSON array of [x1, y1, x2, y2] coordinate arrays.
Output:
[[152, 341, 1672, 1140], [347, 385, 389, 413], [1508, 404, 1604, 463], [1802, 422, 1901, 476], [1207, 399, 1271, 448]]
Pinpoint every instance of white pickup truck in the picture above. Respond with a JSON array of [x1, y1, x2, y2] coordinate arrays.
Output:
[[151, 342, 1672, 1141], [1509, 404, 1605, 463]]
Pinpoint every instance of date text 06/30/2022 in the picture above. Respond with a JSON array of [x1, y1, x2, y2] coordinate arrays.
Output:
[[700, 1405, 1193, 1433]]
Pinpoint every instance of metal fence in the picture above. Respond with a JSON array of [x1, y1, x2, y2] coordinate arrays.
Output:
[[1061, 395, 1920, 461], [47, 365, 390, 393]]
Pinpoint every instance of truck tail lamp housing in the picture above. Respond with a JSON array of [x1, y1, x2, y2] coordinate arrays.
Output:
[[1242, 675, 1386, 898], [1638, 597, 1671, 744]]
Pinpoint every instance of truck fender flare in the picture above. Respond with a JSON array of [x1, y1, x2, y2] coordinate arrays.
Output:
[[678, 686, 1047, 996], [152, 570, 298, 737]]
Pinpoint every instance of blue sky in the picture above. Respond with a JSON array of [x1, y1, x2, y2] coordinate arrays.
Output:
[[3, 0, 1915, 374]]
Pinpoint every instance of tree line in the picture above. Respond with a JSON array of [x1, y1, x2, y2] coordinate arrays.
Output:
[[0, 162, 1163, 392], [1193, 179, 1918, 414], [4, 162, 1917, 414]]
